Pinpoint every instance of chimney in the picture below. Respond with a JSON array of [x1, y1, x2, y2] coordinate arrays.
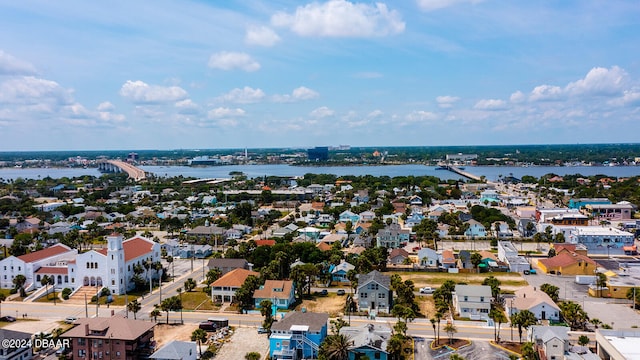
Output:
[[85, 324, 90, 336]]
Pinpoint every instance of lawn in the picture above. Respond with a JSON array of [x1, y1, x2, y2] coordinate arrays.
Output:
[[392, 271, 528, 290], [89, 290, 147, 306], [180, 290, 220, 311]]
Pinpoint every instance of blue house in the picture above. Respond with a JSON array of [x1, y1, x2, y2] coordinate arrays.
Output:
[[269, 312, 329, 360], [254, 280, 296, 310], [464, 219, 487, 238], [339, 210, 361, 224], [404, 212, 425, 228], [340, 323, 392, 360], [330, 260, 355, 283]]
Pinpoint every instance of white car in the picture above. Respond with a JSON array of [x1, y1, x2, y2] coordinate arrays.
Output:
[[419, 287, 434, 294]]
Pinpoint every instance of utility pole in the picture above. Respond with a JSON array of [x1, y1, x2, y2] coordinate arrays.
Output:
[[84, 293, 88, 318]]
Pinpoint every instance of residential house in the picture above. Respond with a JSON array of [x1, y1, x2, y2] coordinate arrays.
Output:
[[339, 210, 361, 224], [388, 248, 410, 265], [207, 258, 251, 275], [358, 211, 376, 223], [269, 312, 329, 360], [211, 268, 259, 303], [409, 195, 423, 206], [537, 251, 597, 275], [149, 341, 197, 360], [353, 190, 370, 204], [453, 285, 492, 321], [330, 260, 355, 283], [440, 250, 457, 269], [254, 280, 296, 310], [404, 213, 424, 229], [508, 286, 560, 321], [0, 329, 33, 360], [61, 316, 155, 360], [298, 227, 321, 241], [357, 270, 392, 314], [529, 326, 570, 360], [464, 219, 486, 238], [340, 323, 392, 360], [375, 224, 410, 249], [417, 248, 438, 267], [457, 250, 472, 270]]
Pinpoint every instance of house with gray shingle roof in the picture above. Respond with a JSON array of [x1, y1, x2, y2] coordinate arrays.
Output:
[[357, 270, 393, 314], [269, 312, 329, 360], [149, 340, 197, 360], [340, 323, 391, 360], [453, 285, 492, 320]]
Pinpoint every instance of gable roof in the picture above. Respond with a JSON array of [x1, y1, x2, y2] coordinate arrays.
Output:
[[150, 341, 197, 360], [357, 270, 390, 290], [253, 280, 294, 300], [454, 284, 492, 297], [207, 258, 249, 269], [62, 316, 154, 341], [97, 236, 155, 262], [331, 260, 355, 274], [513, 286, 560, 312], [271, 311, 329, 332], [340, 324, 391, 353], [211, 268, 259, 288], [389, 248, 409, 259], [538, 251, 597, 269], [17, 244, 72, 263], [441, 250, 456, 264]]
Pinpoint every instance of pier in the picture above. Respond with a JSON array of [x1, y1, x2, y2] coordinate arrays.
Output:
[[97, 160, 147, 181]]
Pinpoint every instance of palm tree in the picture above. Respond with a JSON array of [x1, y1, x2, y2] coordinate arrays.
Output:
[[512, 310, 537, 343], [184, 278, 197, 292], [489, 308, 508, 342], [150, 308, 161, 323], [470, 252, 483, 273], [430, 318, 436, 339], [127, 300, 141, 320], [40, 275, 50, 300], [191, 328, 208, 357], [444, 323, 457, 345], [320, 334, 352, 360], [435, 312, 442, 343], [521, 342, 536, 360], [166, 255, 174, 282], [176, 287, 183, 324], [13, 274, 27, 297]]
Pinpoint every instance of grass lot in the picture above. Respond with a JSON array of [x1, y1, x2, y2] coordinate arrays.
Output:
[[0, 289, 11, 298], [392, 271, 528, 290], [34, 292, 62, 303], [88, 290, 147, 306], [180, 290, 220, 311]]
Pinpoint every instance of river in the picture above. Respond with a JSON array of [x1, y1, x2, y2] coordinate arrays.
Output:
[[1, 164, 639, 181]]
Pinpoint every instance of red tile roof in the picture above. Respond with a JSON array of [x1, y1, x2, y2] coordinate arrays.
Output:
[[538, 251, 596, 269], [253, 280, 293, 300], [211, 268, 259, 288], [255, 239, 276, 247], [442, 250, 456, 264], [35, 266, 68, 275], [17, 244, 72, 263], [97, 236, 155, 262]]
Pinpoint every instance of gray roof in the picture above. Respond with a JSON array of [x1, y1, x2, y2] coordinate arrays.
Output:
[[0, 328, 32, 345], [454, 285, 492, 297], [149, 341, 197, 360], [187, 225, 225, 236], [530, 325, 569, 343], [340, 324, 391, 353], [357, 270, 390, 291], [208, 258, 249, 269], [270, 311, 329, 333]]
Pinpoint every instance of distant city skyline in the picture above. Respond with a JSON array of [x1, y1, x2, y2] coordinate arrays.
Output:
[[1, 1, 639, 151]]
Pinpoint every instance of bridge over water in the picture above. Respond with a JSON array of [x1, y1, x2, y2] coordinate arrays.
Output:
[[440, 165, 483, 181], [97, 160, 147, 181]]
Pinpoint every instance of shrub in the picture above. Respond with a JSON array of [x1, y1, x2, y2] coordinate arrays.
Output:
[[62, 288, 72, 300]]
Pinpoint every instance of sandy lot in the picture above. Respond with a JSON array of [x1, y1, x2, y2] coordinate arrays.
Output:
[[154, 323, 198, 347], [296, 294, 346, 317], [213, 327, 269, 360]]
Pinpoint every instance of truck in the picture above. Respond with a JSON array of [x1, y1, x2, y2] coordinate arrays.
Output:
[[575, 275, 597, 285]]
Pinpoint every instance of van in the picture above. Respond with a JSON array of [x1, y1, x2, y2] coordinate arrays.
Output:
[[207, 317, 229, 329]]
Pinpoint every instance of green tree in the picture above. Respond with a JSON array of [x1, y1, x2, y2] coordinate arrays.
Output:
[[13, 274, 27, 297], [482, 275, 501, 299], [626, 288, 640, 309], [578, 335, 590, 346], [236, 275, 261, 313], [191, 328, 208, 357], [319, 334, 352, 360], [245, 352, 261, 360], [127, 299, 141, 320], [205, 268, 222, 285], [559, 301, 589, 330], [40, 275, 50, 300], [540, 283, 560, 302], [521, 342, 536, 360], [470, 252, 483, 273], [184, 278, 197, 292], [160, 296, 182, 324], [512, 310, 537, 343], [260, 299, 275, 335], [444, 323, 457, 345], [489, 308, 508, 342], [150, 308, 161, 323]]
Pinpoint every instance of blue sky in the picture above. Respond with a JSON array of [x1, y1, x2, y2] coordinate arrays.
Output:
[[1, 0, 639, 151]]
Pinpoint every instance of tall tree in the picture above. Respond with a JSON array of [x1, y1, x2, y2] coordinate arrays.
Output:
[[40, 275, 50, 300], [191, 328, 208, 357], [540, 283, 560, 302], [319, 334, 352, 360], [512, 310, 537, 343], [260, 299, 275, 335], [444, 323, 457, 345], [184, 278, 197, 292], [470, 252, 483, 273], [127, 299, 141, 320]]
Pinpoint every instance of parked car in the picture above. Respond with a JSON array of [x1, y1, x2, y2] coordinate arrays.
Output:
[[199, 321, 217, 331], [419, 287, 434, 294], [257, 327, 268, 334], [336, 289, 346, 296], [0, 316, 16, 322], [65, 316, 78, 324], [320, 289, 328, 296]]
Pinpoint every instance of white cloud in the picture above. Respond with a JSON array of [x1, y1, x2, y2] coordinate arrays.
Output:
[[175, 99, 200, 114], [273, 86, 320, 102], [565, 66, 628, 96], [245, 25, 281, 47], [0, 76, 72, 105], [217, 86, 266, 104], [368, 109, 383, 118], [271, 0, 405, 38], [529, 85, 563, 102], [416, 0, 484, 11], [208, 51, 261, 72], [208, 107, 246, 119], [474, 99, 508, 110], [0, 50, 37, 76], [609, 90, 640, 107], [509, 91, 525, 103], [119, 80, 188, 104], [310, 106, 335, 118], [97, 101, 115, 112], [405, 110, 438, 123], [436, 95, 460, 108]]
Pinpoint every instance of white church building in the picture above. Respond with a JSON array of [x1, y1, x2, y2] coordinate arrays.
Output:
[[0, 234, 161, 295]]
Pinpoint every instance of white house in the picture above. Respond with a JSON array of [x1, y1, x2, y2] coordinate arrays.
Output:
[[453, 285, 492, 321], [509, 286, 560, 321], [529, 326, 570, 360]]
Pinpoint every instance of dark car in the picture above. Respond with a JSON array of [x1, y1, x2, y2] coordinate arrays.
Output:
[[320, 289, 328, 296], [336, 289, 346, 296], [0, 316, 16, 322], [198, 321, 217, 331]]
